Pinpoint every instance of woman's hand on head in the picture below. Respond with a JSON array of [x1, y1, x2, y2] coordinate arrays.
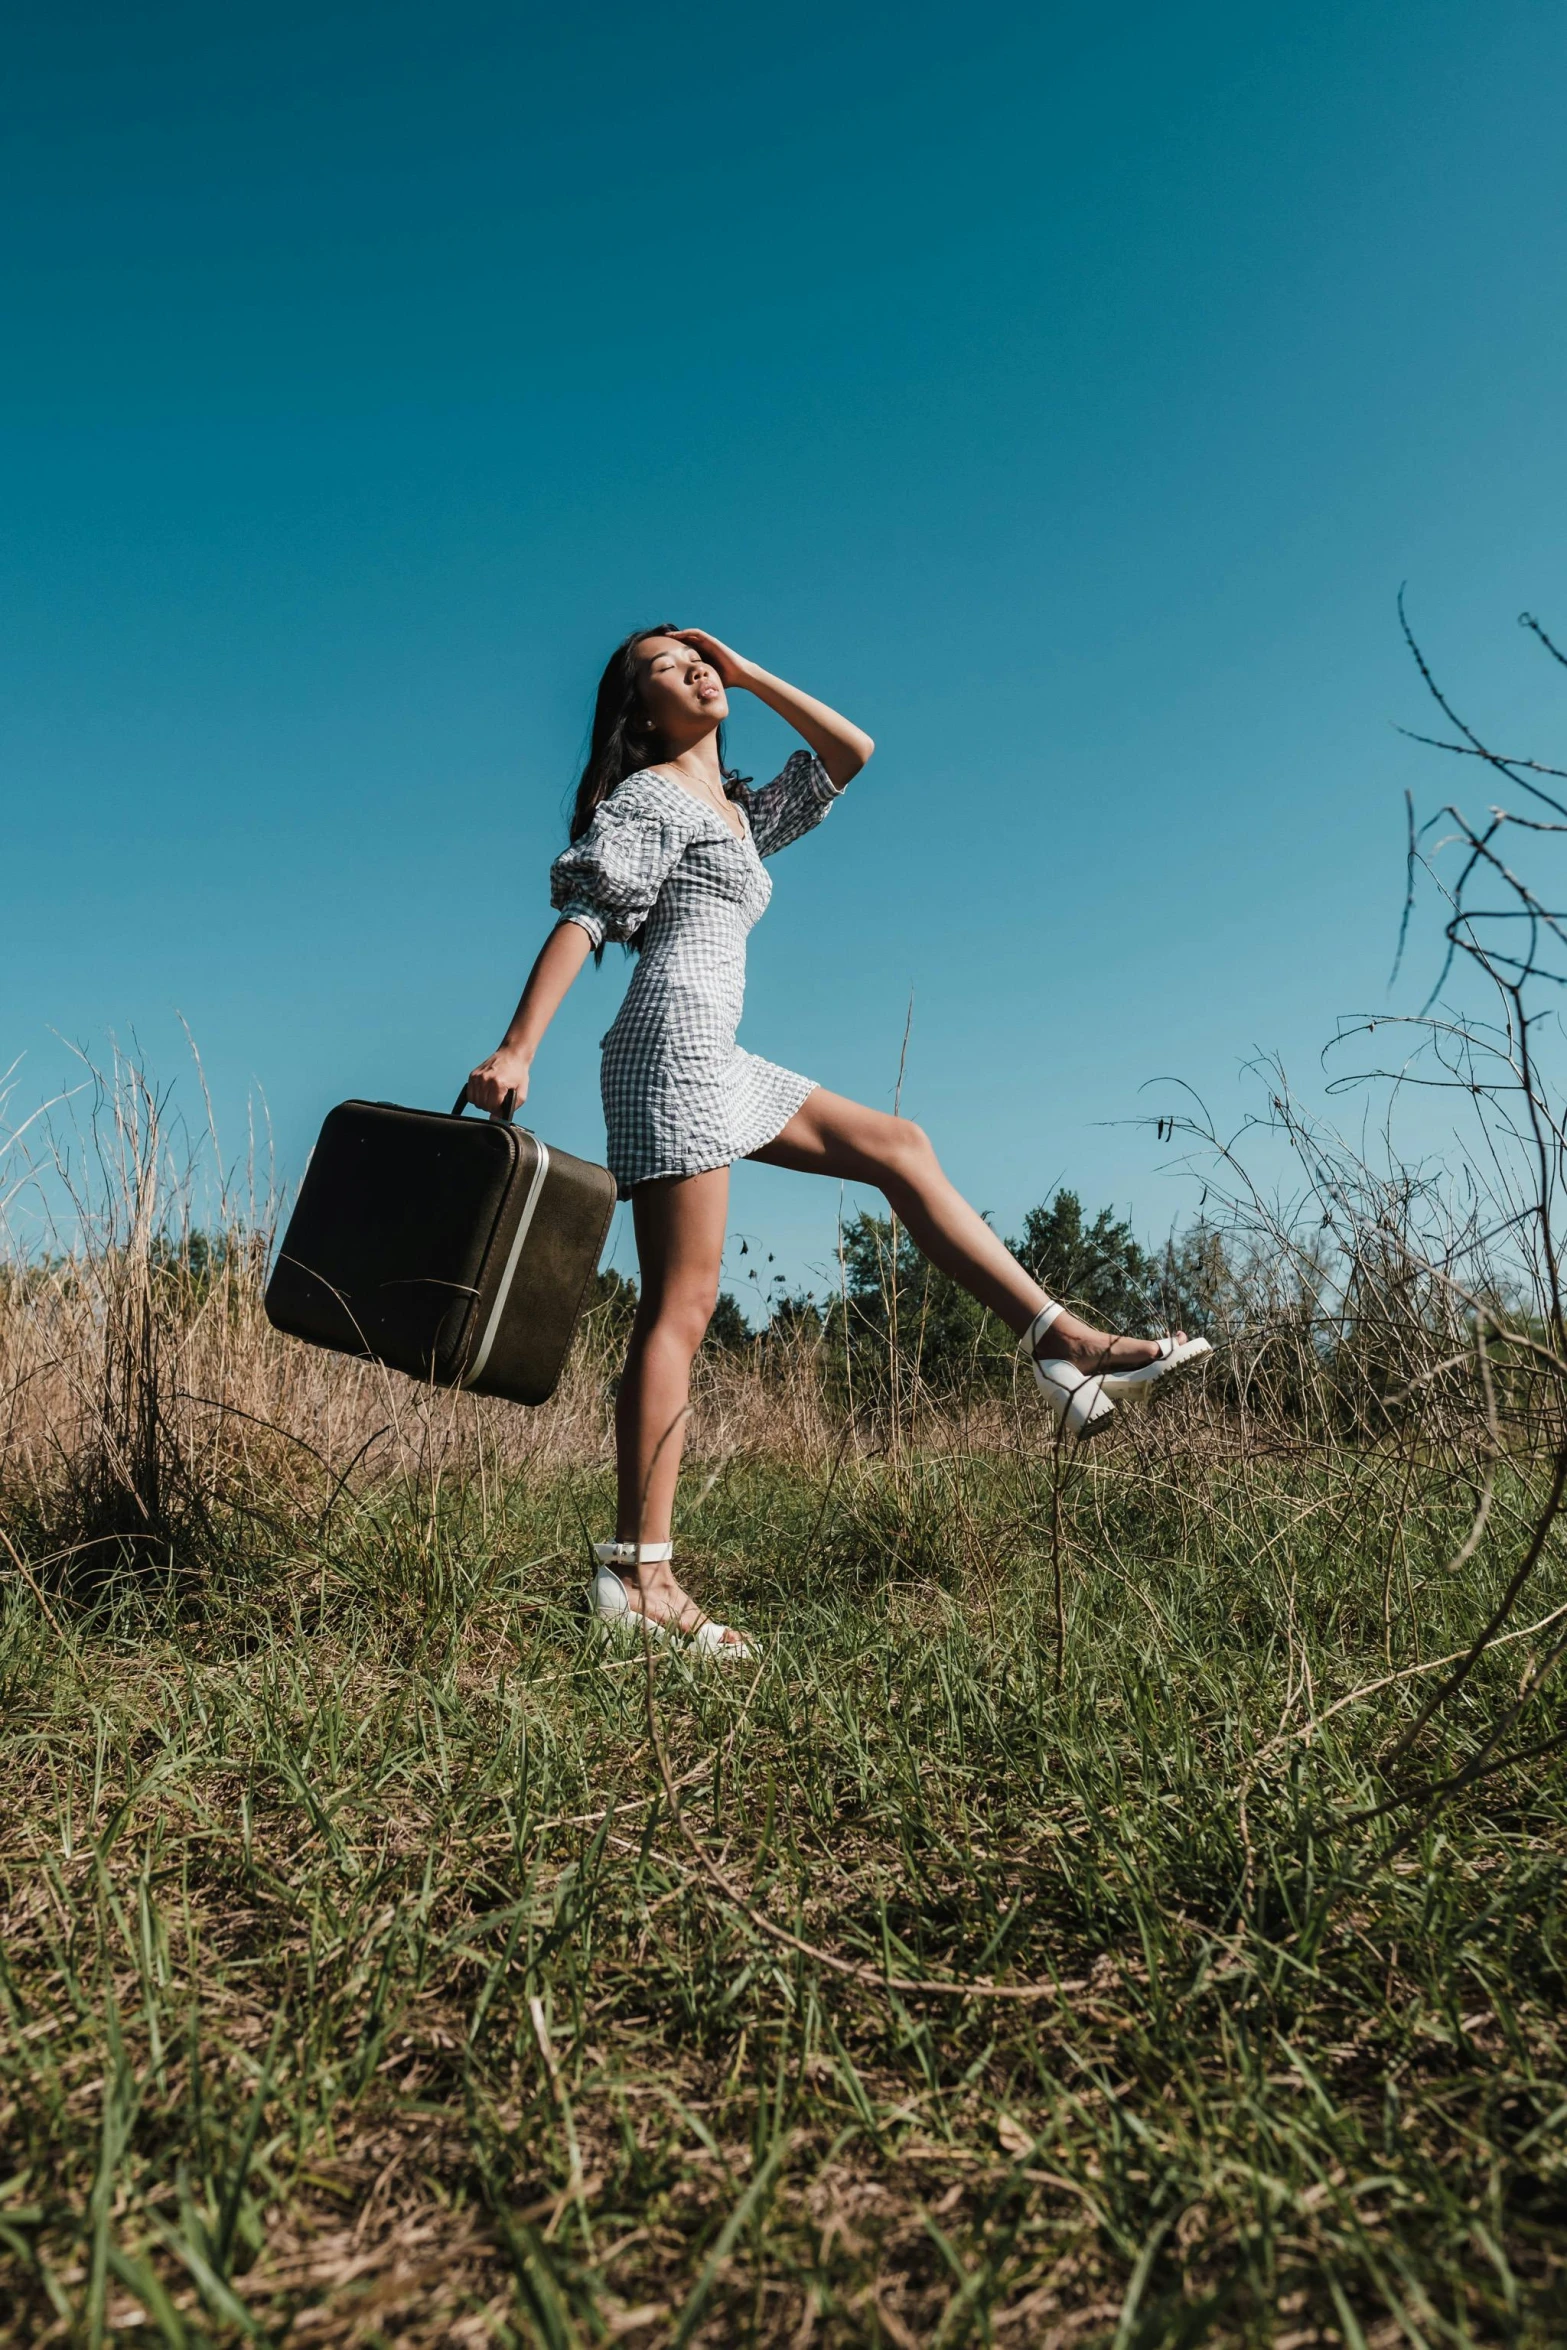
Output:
[[465, 1047, 532, 1115], [676, 628, 752, 690]]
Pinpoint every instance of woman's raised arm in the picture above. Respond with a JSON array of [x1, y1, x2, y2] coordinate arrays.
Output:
[[678, 628, 875, 787], [466, 919, 594, 1113]]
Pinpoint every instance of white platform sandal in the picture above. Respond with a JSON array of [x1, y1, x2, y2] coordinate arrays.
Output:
[[1023, 1303, 1115, 1440], [591, 1542, 756, 1661], [1099, 1334, 1213, 1398]]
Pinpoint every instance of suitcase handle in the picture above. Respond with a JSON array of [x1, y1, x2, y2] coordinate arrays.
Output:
[[451, 1085, 517, 1125]]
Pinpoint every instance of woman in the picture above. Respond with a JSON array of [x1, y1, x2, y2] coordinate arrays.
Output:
[[468, 627, 1207, 1653]]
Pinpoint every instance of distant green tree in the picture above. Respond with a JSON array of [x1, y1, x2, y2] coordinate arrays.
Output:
[[1150, 1222, 1235, 1339], [765, 1291, 824, 1347], [1008, 1190, 1154, 1330], [703, 1291, 755, 1353], [583, 1267, 638, 1349], [148, 1228, 234, 1302], [824, 1210, 1011, 1396]]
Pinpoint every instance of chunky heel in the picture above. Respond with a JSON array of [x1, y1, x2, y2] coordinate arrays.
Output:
[[591, 1543, 671, 1642], [589, 1541, 756, 1661], [1022, 1303, 1114, 1439], [1033, 1355, 1114, 1438]]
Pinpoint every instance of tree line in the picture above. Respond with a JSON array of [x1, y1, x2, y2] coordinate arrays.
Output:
[[588, 1189, 1235, 1396]]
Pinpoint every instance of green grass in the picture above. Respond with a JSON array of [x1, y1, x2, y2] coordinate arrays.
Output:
[[3, 1444, 1567, 2346]]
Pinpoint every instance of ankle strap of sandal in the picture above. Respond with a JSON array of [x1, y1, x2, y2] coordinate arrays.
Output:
[[593, 1540, 674, 1566], [1022, 1300, 1063, 1353]]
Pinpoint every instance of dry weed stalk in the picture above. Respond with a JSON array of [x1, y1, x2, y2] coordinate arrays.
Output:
[[1147, 604, 1567, 1848]]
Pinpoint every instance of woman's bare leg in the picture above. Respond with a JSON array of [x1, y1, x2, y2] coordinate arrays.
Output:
[[613, 1167, 743, 1637], [752, 1089, 1183, 1370]]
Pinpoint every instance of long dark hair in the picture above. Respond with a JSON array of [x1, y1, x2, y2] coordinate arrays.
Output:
[[568, 623, 740, 841]]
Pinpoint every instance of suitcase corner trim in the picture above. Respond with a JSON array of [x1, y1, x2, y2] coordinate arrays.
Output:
[[460, 1135, 552, 1388]]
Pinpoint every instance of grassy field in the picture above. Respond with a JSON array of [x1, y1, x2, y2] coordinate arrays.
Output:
[[5, 1399, 1567, 2347], [3, 1038, 1567, 2343]]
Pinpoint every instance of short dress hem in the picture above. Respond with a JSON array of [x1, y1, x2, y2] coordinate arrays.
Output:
[[612, 1075, 820, 1191]]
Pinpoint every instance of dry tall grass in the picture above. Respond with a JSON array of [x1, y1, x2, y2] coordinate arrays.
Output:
[[5, 1038, 1567, 2343], [0, 1045, 858, 1583]]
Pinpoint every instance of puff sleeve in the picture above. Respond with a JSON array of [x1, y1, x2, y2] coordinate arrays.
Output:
[[549, 782, 691, 949], [732, 748, 844, 859]]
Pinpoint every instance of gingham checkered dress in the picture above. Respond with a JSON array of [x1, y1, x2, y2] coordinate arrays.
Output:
[[550, 750, 842, 1190]]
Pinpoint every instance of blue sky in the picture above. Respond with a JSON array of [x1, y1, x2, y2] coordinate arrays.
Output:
[[7, 1, 1567, 1303]]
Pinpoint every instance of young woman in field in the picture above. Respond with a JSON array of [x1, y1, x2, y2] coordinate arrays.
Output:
[[468, 627, 1208, 1653]]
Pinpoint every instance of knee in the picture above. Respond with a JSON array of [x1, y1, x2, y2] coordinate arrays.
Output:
[[879, 1117, 940, 1201], [644, 1275, 721, 1359]]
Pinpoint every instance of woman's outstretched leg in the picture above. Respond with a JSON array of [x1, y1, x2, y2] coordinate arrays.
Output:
[[612, 1166, 745, 1636], [752, 1089, 1182, 1371]]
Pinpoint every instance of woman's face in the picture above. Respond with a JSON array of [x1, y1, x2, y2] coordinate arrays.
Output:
[[634, 635, 728, 745]]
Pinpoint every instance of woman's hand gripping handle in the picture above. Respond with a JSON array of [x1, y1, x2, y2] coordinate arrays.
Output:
[[462, 1055, 530, 1116]]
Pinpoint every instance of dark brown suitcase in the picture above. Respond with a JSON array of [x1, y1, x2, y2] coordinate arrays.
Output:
[[264, 1090, 617, 1404]]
